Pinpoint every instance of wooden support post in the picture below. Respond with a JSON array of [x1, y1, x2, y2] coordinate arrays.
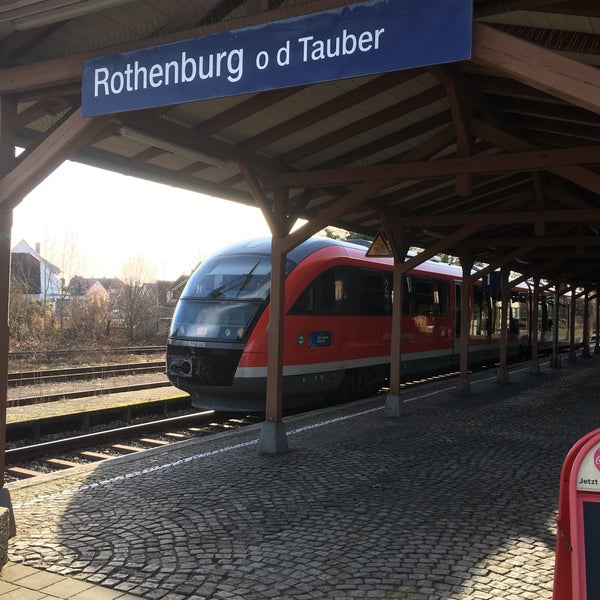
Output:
[[383, 225, 410, 418], [582, 287, 591, 358], [595, 286, 600, 355], [386, 261, 405, 417], [497, 266, 510, 383], [569, 287, 577, 363], [0, 96, 15, 536], [456, 249, 474, 395], [551, 285, 561, 369], [258, 187, 291, 454], [529, 276, 541, 374], [258, 234, 288, 454]]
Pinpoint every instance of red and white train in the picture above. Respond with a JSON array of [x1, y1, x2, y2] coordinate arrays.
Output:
[[166, 236, 581, 412]]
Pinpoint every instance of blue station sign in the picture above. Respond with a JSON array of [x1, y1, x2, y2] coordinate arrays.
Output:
[[82, 0, 472, 117]]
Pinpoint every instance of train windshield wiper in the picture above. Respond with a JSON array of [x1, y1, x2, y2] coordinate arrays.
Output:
[[208, 261, 261, 298], [235, 261, 260, 297]]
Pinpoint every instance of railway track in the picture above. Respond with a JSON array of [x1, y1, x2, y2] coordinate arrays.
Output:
[[1, 356, 540, 483], [8, 361, 165, 387], [5, 410, 261, 482], [7, 360, 169, 407], [8, 346, 164, 363]]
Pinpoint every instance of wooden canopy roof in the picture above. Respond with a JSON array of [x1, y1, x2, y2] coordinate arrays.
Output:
[[2, 0, 600, 288]]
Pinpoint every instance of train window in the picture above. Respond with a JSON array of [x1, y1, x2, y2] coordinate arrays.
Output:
[[169, 299, 263, 340], [472, 285, 493, 336], [433, 280, 450, 316], [182, 254, 278, 301], [289, 266, 348, 316], [413, 277, 435, 316], [539, 297, 550, 331], [356, 268, 391, 315], [290, 287, 314, 314]]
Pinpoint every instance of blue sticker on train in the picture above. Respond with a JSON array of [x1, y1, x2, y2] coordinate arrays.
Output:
[[82, 0, 472, 116], [309, 331, 332, 347]]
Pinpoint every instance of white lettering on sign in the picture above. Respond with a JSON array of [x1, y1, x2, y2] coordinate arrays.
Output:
[[577, 442, 600, 492], [94, 50, 245, 98], [298, 28, 385, 62], [82, 0, 473, 116], [91, 29, 385, 100]]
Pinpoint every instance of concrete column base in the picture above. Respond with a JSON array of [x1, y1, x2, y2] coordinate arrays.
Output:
[[455, 376, 470, 396], [258, 421, 289, 455], [582, 347, 591, 358], [496, 366, 510, 384], [0, 508, 9, 572], [0, 489, 14, 539], [0, 488, 14, 572], [568, 349, 577, 363], [551, 354, 562, 369], [528, 359, 541, 375], [385, 394, 404, 418]]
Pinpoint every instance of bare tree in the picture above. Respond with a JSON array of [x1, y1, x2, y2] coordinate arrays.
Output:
[[32, 233, 86, 336], [118, 256, 157, 341]]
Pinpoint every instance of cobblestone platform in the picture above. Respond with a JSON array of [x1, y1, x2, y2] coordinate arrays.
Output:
[[5, 356, 600, 599]]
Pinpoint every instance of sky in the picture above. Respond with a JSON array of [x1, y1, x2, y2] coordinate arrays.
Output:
[[11, 159, 273, 282]]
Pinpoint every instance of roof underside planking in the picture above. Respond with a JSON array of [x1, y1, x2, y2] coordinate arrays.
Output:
[[2, 0, 600, 289]]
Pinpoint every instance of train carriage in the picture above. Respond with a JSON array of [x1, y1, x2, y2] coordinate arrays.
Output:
[[166, 237, 579, 412]]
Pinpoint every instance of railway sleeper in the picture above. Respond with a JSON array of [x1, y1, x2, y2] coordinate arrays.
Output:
[[79, 450, 115, 461], [164, 432, 191, 440], [110, 443, 142, 453], [6, 466, 41, 479], [139, 437, 170, 446], [45, 458, 81, 469]]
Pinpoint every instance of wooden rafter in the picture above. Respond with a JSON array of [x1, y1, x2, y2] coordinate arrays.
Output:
[[272, 144, 600, 188], [472, 22, 600, 115]]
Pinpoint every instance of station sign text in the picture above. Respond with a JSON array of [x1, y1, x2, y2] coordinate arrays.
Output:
[[82, 0, 472, 116]]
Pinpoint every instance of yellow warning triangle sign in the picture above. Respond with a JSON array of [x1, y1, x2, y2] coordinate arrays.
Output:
[[366, 232, 392, 257]]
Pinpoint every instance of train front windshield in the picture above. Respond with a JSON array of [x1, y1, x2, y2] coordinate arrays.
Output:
[[169, 254, 272, 342]]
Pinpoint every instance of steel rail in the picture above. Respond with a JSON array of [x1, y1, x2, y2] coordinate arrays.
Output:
[[5, 410, 217, 463], [8, 361, 165, 386], [7, 380, 172, 407]]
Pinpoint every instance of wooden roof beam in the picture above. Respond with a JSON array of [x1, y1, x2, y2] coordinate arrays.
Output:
[[0, 107, 111, 209], [431, 65, 474, 197], [317, 112, 452, 172], [279, 85, 446, 166], [472, 22, 600, 116], [463, 235, 600, 247], [242, 70, 421, 153], [0, 0, 353, 94], [118, 110, 282, 174], [272, 143, 600, 188], [282, 179, 391, 253], [472, 118, 600, 196]]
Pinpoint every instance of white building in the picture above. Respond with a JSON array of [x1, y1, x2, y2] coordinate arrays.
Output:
[[11, 239, 63, 303]]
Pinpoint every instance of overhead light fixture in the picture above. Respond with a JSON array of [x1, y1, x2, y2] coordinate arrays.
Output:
[[7, 0, 138, 31], [119, 126, 227, 168]]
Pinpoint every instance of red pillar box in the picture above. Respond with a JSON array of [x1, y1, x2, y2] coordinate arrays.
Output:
[[554, 428, 600, 599]]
